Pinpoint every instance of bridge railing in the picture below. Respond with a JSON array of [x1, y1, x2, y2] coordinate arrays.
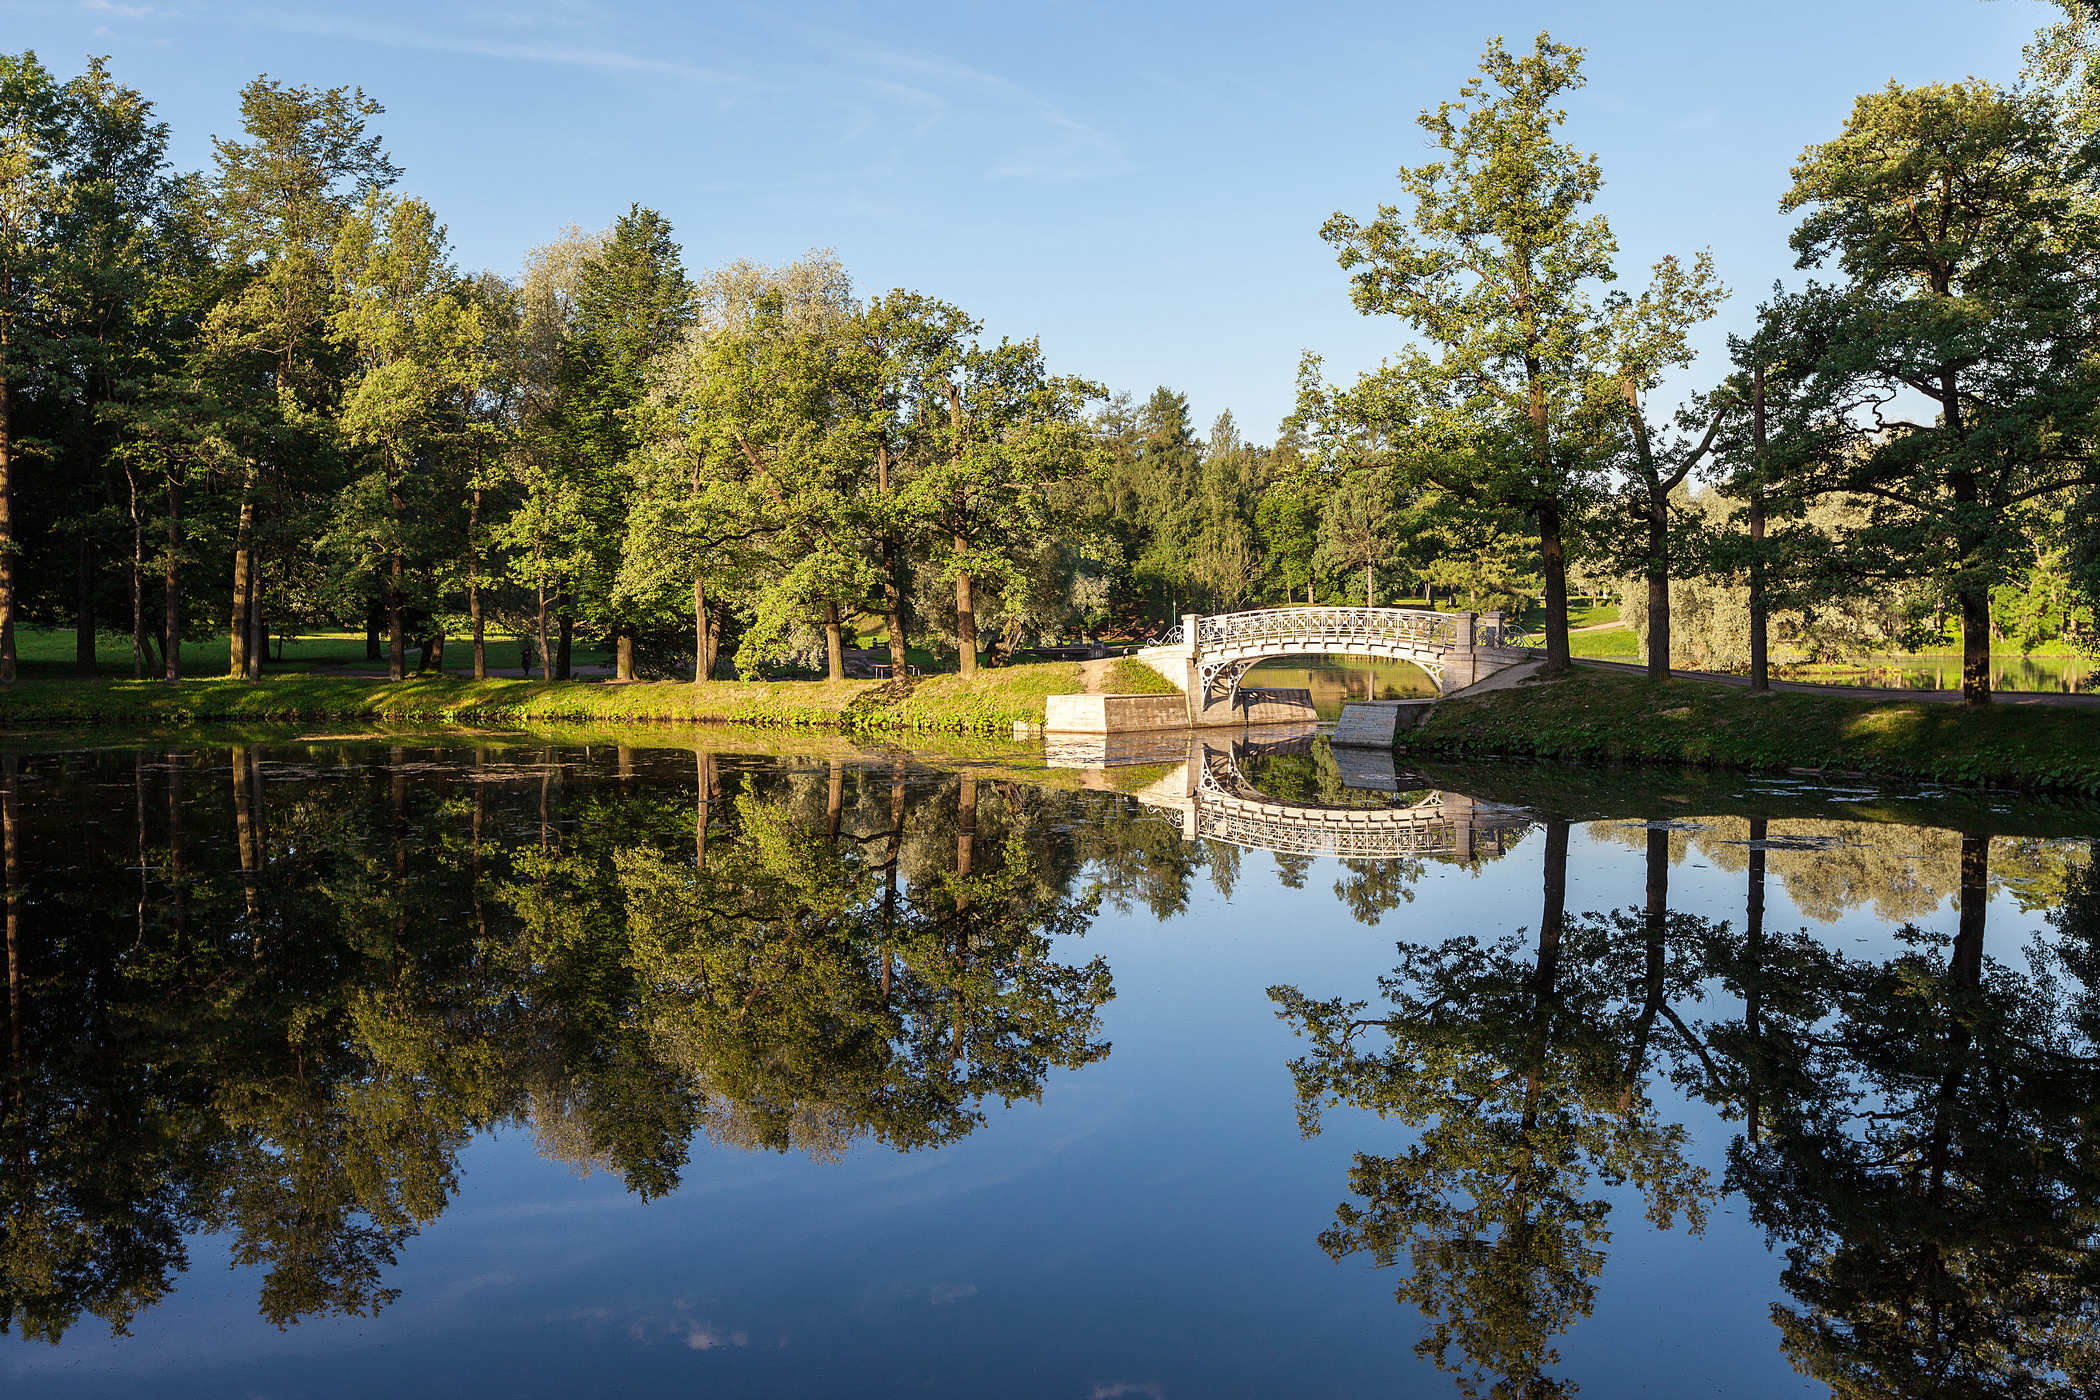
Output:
[[1194, 607, 1463, 651]]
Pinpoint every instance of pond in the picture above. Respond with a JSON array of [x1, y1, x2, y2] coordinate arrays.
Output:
[[2, 728, 2096, 1399], [1242, 654, 1439, 715], [1780, 651, 2099, 693]]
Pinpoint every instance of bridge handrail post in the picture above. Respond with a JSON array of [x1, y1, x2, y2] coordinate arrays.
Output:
[[1457, 610, 1477, 647]]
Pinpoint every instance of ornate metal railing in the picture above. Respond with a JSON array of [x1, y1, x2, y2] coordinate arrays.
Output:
[[1195, 607, 1464, 652], [1193, 805, 1524, 859]]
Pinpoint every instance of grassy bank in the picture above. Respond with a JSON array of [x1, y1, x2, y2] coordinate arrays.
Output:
[[0, 664, 1083, 733], [1398, 666, 2100, 794]]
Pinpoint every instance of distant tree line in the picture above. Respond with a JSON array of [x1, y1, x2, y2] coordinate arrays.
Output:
[[0, 55, 1524, 691], [12, 3, 2100, 702]]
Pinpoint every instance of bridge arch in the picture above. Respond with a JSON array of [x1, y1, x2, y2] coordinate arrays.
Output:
[[1061, 732, 1534, 862], [1133, 606, 1532, 719]]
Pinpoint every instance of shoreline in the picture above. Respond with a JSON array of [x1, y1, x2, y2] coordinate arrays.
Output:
[[0, 665, 1085, 735], [1393, 665, 2100, 795]]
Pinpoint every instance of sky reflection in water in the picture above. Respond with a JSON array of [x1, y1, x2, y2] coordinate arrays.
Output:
[[2, 731, 2095, 1398]]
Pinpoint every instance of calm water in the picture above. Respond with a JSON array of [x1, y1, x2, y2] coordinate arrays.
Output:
[[3, 728, 2097, 1398], [1244, 654, 1438, 715], [1783, 651, 2098, 693]]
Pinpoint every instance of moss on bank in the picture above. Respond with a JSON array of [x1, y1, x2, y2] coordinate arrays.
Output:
[[1398, 666, 2100, 795], [0, 663, 1084, 733]]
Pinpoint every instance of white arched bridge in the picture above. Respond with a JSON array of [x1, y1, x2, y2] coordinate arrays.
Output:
[[1054, 732, 1534, 862], [1132, 606, 1533, 724]]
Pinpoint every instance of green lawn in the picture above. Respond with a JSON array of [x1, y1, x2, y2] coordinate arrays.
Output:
[[1400, 664, 2100, 794], [14, 628, 609, 679], [0, 661, 1086, 733]]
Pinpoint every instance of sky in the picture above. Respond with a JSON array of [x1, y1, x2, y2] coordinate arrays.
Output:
[[0, 0, 2058, 437]]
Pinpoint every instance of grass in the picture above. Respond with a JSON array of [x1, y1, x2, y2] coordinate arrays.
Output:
[[1105, 656, 1182, 695], [0, 663, 1085, 734], [1513, 624, 1640, 658], [1398, 664, 2100, 794], [17, 627, 612, 679]]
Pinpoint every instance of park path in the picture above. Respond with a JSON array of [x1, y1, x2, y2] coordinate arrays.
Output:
[[1573, 656, 2100, 707]]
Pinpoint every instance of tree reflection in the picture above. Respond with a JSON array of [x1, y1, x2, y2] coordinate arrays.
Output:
[[1272, 821, 1715, 1398], [1717, 832, 2100, 1397], [0, 744, 1119, 1342]]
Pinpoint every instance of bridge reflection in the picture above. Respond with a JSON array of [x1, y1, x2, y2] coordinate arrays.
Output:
[[1047, 726, 1532, 861]]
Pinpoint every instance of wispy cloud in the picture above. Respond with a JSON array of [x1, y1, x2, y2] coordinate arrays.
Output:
[[770, 19, 1133, 183], [81, 0, 155, 17], [251, 9, 758, 89], [1090, 1384, 1166, 1400]]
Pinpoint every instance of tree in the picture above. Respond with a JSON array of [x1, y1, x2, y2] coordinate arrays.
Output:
[[1605, 252, 1727, 680], [1777, 80, 2100, 705], [1315, 469, 1395, 607], [0, 54, 68, 684], [1311, 34, 1624, 674], [904, 331, 1099, 674], [204, 77, 401, 681], [325, 195, 486, 681], [550, 206, 694, 681]]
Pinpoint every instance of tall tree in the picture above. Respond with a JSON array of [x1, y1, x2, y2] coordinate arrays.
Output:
[[1779, 80, 2100, 705], [1311, 34, 1624, 674], [1605, 251, 1727, 680], [553, 206, 694, 681], [325, 195, 486, 681], [0, 54, 68, 684], [905, 333, 1099, 674], [42, 60, 185, 678], [205, 77, 400, 680]]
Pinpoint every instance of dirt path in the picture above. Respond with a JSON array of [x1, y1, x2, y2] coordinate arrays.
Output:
[[1078, 657, 1115, 693], [1574, 656, 2100, 707]]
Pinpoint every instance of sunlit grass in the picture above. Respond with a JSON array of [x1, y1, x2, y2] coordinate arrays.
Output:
[[1402, 666, 2100, 794]]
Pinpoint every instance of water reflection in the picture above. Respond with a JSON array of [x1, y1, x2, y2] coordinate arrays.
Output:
[[6, 735, 2100, 1399], [1274, 794, 2100, 1399], [0, 742, 1119, 1341]]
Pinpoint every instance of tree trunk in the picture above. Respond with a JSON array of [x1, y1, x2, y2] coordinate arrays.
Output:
[[163, 476, 181, 681], [1953, 833, 1988, 988], [556, 610, 572, 681], [1644, 502, 1670, 681], [954, 557, 977, 676], [246, 558, 264, 680], [883, 540, 910, 677], [615, 626, 634, 682], [1537, 501, 1571, 674], [365, 596, 382, 660], [72, 527, 97, 674], [701, 579, 718, 688], [0, 357, 15, 686], [1747, 367, 1770, 693], [1745, 816, 1767, 1144], [1958, 583, 1992, 706], [2, 754, 16, 1070], [386, 550, 406, 682], [228, 488, 255, 679], [536, 577, 551, 681], [1364, 562, 1373, 609], [129, 476, 147, 679], [824, 601, 844, 681], [387, 470, 407, 681], [468, 489, 487, 680]]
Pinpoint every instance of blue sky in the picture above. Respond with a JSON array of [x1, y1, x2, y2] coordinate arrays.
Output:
[[1, 0, 2055, 436]]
